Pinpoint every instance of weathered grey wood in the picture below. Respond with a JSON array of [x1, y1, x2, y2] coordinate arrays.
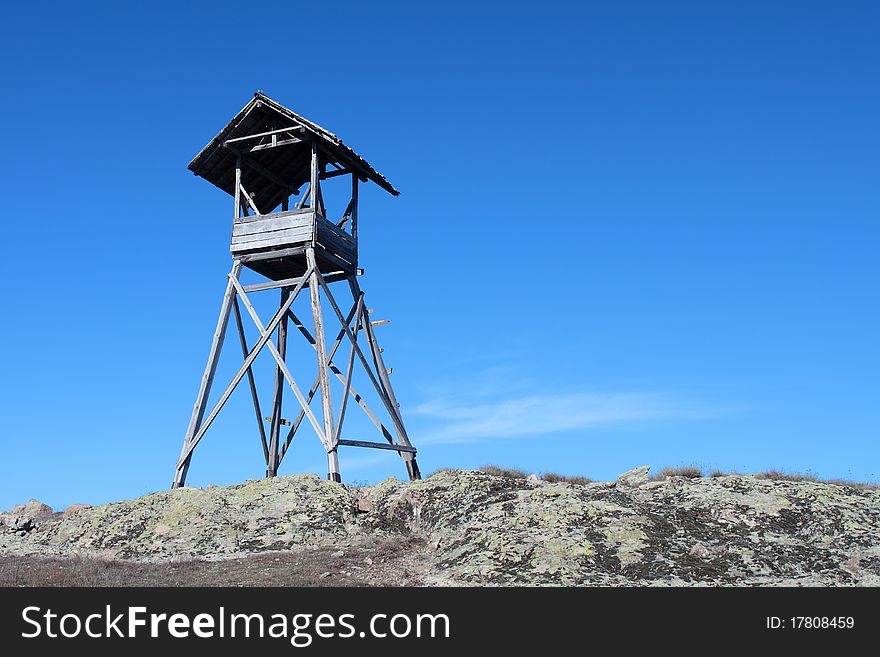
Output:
[[314, 244, 357, 272], [233, 207, 313, 225], [277, 300, 398, 464], [333, 293, 364, 445], [239, 183, 261, 215], [320, 167, 351, 180], [224, 125, 305, 146], [228, 273, 329, 449], [337, 439, 417, 454], [317, 273, 410, 444], [173, 259, 244, 488], [233, 157, 242, 220], [176, 269, 311, 470], [232, 213, 313, 238], [356, 279, 410, 444], [352, 276, 419, 479], [267, 287, 289, 476], [242, 271, 347, 293], [231, 228, 314, 253], [317, 216, 357, 248], [351, 175, 358, 243], [295, 184, 311, 210], [306, 247, 337, 478], [238, 245, 307, 263], [232, 297, 270, 465], [310, 142, 319, 216], [244, 136, 303, 153]]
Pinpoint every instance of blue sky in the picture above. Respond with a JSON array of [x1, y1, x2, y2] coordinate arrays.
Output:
[[1, 2, 878, 510]]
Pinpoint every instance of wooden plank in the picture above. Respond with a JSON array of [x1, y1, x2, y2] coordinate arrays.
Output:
[[315, 245, 357, 272], [224, 125, 305, 146], [243, 271, 347, 293], [337, 439, 417, 454], [238, 246, 307, 263], [233, 207, 313, 225], [173, 259, 243, 488], [317, 216, 356, 245], [232, 214, 314, 238], [232, 227, 313, 247], [245, 137, 303, 153], [231, 228, 314, 252]]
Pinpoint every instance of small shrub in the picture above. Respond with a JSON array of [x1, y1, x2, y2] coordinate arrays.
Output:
[[478, 465, 528, 479]]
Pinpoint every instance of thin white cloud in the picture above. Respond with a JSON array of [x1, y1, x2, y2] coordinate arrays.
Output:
[[410, 391, 715, 445]]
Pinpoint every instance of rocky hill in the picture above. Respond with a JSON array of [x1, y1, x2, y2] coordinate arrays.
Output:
[[2, 467, 878, 586]]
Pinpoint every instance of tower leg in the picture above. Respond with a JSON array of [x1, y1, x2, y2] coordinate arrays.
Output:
[[266, 287, 289, 477], [348, 276, 421, 481], [307, 248, 339, 481], [173, 260, 242, 488]]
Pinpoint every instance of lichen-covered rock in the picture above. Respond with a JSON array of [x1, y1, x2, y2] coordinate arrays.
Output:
[[2, 469, 878, 586], [0, 499, 54, 534]]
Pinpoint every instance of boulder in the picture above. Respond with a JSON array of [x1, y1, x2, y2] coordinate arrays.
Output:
[[616, 466, 651, 488], [0, 499, 54, 533]]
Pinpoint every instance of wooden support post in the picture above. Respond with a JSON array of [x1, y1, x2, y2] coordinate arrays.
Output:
[[266, 287, 289, 477], [233, 157, 242, 219], [281, 185, 289, 212], [310, 142, 319, 217], [351, 174, 358, 243], [306, 247, 338, 481], [173, 259, 242, 488]]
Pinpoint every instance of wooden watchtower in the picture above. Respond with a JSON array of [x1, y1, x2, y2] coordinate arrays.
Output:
[[172, 92, 420, 488]]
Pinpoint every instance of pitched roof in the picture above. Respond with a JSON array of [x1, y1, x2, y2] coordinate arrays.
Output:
[[188, 92, 399, 213]]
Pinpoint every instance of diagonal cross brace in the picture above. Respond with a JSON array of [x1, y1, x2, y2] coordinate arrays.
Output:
[[333, 292, 364, 444], [176, 269, 313, 470], [277, 300, 398, 464], [229, 274, 331, 451]]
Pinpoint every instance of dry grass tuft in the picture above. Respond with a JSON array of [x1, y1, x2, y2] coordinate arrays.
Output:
[[479, 465, 529, 479], [651, 465, 703, 481]]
